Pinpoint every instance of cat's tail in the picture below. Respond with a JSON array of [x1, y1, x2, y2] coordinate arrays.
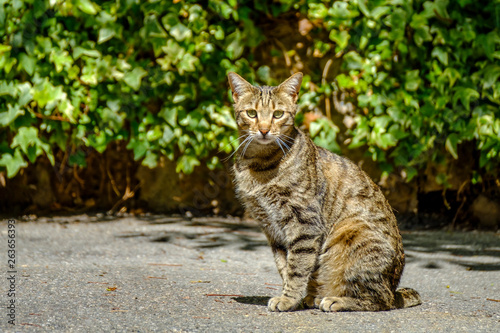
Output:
[[393, 288, 422, 309]]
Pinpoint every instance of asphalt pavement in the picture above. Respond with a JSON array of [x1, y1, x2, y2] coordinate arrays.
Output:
[[1, 215, 499, 332]]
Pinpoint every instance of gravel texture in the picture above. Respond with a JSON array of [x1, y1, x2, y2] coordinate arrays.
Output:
[[1, 215, 499, 332]]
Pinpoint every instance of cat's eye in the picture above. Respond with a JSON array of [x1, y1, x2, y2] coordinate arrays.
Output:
[[273, 110, 285, 119], [246, 110, 257, 118]]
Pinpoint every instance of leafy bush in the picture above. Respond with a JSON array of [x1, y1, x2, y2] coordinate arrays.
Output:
[[296, 0, 500, 188], [0, 0, 263, 178], [1, 0, 499, 197]]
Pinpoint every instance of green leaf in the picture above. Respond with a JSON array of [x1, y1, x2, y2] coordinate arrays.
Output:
[[19, 53, 36, 76], [483, 65, 500, 89], [371, 115, 392, 131], [98, 27, 116, 44], [371, 6, 390, 20], [209, 107, 237, 129], [0, 44, 12, 53], [433, 0, 451, 19], [17, 82, 33, 106], [59, 98, 76, 123], [11, 127, 39, 155], [443, 68, 461, 88], [405, 70, 421, 91], [173, 93, 187, 103], [329, 30, 350, 49], [453, 87, 479, 111], [0, 104, 24, 126], [405, 167, 418, 182], [162, 13, 180, 30], [0, 81, 16, 96], [76, 0, 99, 15], [160, 107, 177, 127], [477, 32, 498, 60], [50, 50, 73, 73], [343, 51, 363, 70], [390, 8, 407, 41], [176, 155, 201, 174], [144, 14, 167, 38], [142, 151, 158, 168], [123, 67, 148, 91], [226, 29, 243, 60], [146, 126, 162, 142], [68, 151, 87, 167], [161, 125, 175, 145], [445, 133, 459, 159], [309, 120, 322, 137], [127, 138, 149, 160], [432, 47, 448, 65], [376, 133, 397, 149], [308, 3, 328, 19], [0, 150, 28, 178], [357, 0, 370, 17], [413, 26, 432, 46], [387, 106, 405, 123], [169, 23, 192, 42], [73, 47, 101, 59], [32, 79, 66, 108], [177, 53, 198, 74]]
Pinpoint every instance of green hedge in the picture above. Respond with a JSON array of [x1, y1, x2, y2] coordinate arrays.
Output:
[[1, 0, 499, 190]]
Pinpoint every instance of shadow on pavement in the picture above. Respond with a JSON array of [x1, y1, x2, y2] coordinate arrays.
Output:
[[402, 231, 500, 257], [117, 216, 268, 251], [232, 296, 270, 306], [402, 231, 500, 271], [118, 216, 500, 268]]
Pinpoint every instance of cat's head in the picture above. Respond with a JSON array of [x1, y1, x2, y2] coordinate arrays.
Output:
[[227, 72, 303, 146]]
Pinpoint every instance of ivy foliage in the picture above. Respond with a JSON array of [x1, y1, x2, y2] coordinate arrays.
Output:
[[298, 0, 500, 185], [0, 0, 499, 190], [1, 0, 261, 176]]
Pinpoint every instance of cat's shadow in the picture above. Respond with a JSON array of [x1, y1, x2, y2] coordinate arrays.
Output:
[[232, 296, 311, 311], [232, 296, 270, 306]]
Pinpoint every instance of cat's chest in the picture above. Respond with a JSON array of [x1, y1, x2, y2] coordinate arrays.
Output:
[[234, 166, 301, 222]]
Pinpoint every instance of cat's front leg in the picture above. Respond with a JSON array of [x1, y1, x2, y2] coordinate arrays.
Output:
[[268, 233, 322, 312], [271, 244, 287, 280]]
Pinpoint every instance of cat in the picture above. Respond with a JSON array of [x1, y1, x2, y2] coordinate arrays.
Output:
[[227, 71, 422, 312]]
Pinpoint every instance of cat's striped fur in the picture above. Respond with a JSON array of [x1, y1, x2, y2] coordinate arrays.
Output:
[[228, 72, 421, 312]]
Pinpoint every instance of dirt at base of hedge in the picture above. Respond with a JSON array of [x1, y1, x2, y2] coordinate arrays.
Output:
[[1, 147, 498, 231]]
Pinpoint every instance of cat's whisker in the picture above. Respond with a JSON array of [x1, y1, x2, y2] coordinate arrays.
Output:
[[278, 135, 294, 150], [279, 133, 295, 140], [240, 135, 255, 159], [275, 138, 287, 157], [222, 135, 252, 162], [278, 137, 291, 153], [279, 134, 296, 144], [278, 135, 294, 145], [218, 133, 249, 154]]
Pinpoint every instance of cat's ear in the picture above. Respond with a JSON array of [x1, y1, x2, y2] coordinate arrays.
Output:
[[228, 72, 254, 103], [277, 72, 303, 103]]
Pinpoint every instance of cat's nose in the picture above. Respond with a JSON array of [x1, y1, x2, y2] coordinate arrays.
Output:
[[259, 128, 270, 137]]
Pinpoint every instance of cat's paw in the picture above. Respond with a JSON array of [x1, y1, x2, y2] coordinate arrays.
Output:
[[302, 295, 318, 309], [319, 297, 345, 312], [268, 296, 299, 312]]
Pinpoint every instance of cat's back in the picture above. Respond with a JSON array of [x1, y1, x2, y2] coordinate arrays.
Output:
[[316, 146, 398, 229]]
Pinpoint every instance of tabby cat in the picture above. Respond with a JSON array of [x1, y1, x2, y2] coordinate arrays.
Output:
[[227, 71, 421, 312]]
